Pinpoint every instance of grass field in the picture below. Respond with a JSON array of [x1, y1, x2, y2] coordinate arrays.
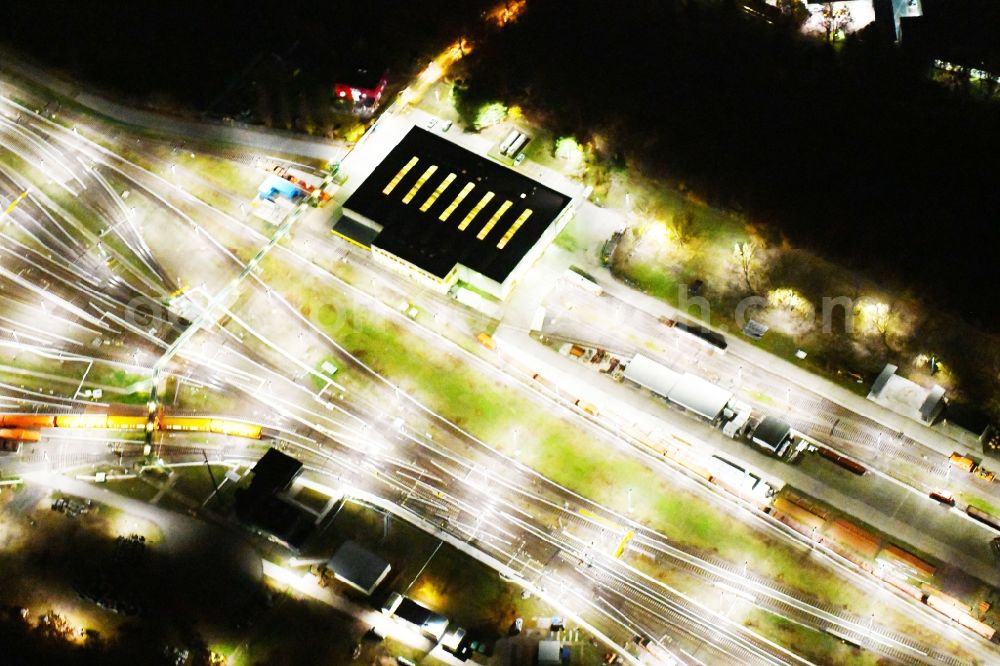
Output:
[[170, 464, 230, 504], [98, 476, 159, 503], [745, 609, 883, 666]]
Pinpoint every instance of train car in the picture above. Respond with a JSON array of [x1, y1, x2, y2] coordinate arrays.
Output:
[[950, 452, 976, 473], [105, 415, 148, 430], [674, 322, 727, 351], [817, 446, 867, 476], [921, 585, 971, 614], [966, 505, 1000, 532], [209, 420, 262, 439], [929, 491, 956, 506], [159, 416, 262, 439], [827, 518, 881, 559], [55, 414, 109, 429], [772, 496, 826, 533], [0, 414, 56, 428], [887, 577, 925, 602], [679, 459, 714, 482], [158, 416, 210, 432], [879, 543, 936, 578], [925, 595, 997, 640], [0, 428, 42, 443]]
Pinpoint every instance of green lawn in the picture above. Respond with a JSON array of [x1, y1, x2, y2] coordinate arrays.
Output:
[[170, 464, 229, 504], [408, 540, 550, 633], [99, 476, 159, 503], [310, 355, 341, 391], [86, 366, 147, 391], [745, 609, 883, 666], [176, 152, 258, 196], [958, 492, 1000, 517], [553, 220, 583, 253]]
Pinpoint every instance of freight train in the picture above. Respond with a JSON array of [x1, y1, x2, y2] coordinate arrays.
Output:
[[0, 414, 262, 440], [771, 494, 996, 641]]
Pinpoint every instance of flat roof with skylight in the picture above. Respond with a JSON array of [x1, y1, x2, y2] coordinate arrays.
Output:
[[339, 127, 572, 285]]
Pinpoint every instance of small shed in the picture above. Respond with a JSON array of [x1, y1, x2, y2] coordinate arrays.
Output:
[[326, 540, 391, 596], [249, 448, 303, 495], [751, 416, 793, 457], [538, 640, 562, 666]]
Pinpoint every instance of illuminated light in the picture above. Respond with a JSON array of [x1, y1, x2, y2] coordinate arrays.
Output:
[[402, 165, 438, 204], [420, 173, 456, 212], [497, 209, 532, 248], [854, 298, 894, 336], [438, 182, 475, 221], [487, 0, 527, 26], [554, 136, 584, 166], [476, 200, 513, 240], [382, 157, 419, 195], [420, 62, 443, 82], [767, 288, 812, 318], [457, 192, 495, 231], [474, 102, 508, 130]]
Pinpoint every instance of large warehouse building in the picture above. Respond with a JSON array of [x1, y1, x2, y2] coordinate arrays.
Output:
[[335, 127, 573, 300]]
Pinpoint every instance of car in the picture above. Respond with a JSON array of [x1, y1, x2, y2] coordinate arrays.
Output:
[[513, 152, 526, 166], [440, 120, 453, 132], [425, 118, 438, 129]]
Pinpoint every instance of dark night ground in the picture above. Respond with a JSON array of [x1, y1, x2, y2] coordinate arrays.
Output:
[[2, 0, 999, 329]]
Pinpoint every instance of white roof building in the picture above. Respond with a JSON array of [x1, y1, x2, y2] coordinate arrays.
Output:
[[868, 364, 945, 424], [624, 354, 733, 422], [623, 353, 680, 398], [667, 373, 733, 422]]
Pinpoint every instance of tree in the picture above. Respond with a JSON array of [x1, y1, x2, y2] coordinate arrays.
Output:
[[668, 210, 697, 246], [776, 0, 810, 26], [34, 611, 74, 642], [854, 299, 899, 352], [820, 3, 853, 42], [733, 241, 760, 293]]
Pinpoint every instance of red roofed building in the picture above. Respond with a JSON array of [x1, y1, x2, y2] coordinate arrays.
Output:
[[333, 67, 389, 114]]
